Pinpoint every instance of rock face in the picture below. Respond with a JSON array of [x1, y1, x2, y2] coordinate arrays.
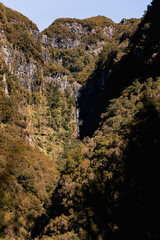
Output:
[[0, 14, 117, 94], [103, 25, 115, 37], [17, 63, 38, 90], [41, 17, 115, 54], [2, 74, 9, 96], [45, 74, 71, 91], [0, 20, 83, 137], [0, 32, 14, 71], [0, 15, 115, 92], [30, 28, 39, 40], [42, 47, 51, 62], [0, 7, 130, 141], [60, 21, 115, 38], [61, 22, 88, 35], [0, 32, 39, 91], [86, 40, 105, 55], [39, 34, 81, 49]]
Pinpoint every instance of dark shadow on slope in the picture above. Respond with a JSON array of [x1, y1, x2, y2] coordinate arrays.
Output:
[[32, 97, 160, 240], [79, 0, 160, 139], [78, 98, 160, 240], [31, 178, 69, 239], [115, 98, 160, 240], [78, 50, 117, 139]]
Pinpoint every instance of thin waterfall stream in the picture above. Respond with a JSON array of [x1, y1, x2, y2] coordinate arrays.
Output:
[[73, 83, 81, 139]]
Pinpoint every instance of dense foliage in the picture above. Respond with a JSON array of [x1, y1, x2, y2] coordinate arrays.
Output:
[[34, 77, 159, 240], [0, 71, 59, 238], [0, 0, 160, 239], [48, 48, 94, 81], [79, 0, 160, 138], [34, 1, 160, 239], [0, 46, 77, 239]]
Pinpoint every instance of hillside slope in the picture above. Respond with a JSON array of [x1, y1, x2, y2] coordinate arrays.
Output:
[[33, 1, 160, 239], [0, 0, 160, 239], [79, 0, 160, 138], [39, 78, 160, 240]]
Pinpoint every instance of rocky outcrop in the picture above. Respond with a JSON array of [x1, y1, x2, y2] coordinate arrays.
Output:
[[39, 19, 115, 51], [103, 25, 115, 38], [39, 33, 81, 49], [61, 22, 115, 38], [0, 32, 40, 90], [44, 73, 82, 98], [61, 22, 88, 35], [0, 32, 14, 71], [42, 47, 51, 62], [45, 74, 71, 91], [2, 74, 9, 96], [86, 40, 105, 55], [30, 28, 39, 40], [15, 60, 38, 90], [120, 18, 128, 24]]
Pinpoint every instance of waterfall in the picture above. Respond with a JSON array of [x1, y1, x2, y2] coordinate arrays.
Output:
[[73, 83, 81, 138], [76, 99, 80, 138]]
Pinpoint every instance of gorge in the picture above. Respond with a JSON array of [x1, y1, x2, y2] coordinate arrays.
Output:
[[0, 1, 160, 239]]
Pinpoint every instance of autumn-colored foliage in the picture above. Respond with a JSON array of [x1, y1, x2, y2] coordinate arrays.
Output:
[[0, 1, 160, 239]]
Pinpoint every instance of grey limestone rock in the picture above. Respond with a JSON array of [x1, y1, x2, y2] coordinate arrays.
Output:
[[62, 22, 88, 35]]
